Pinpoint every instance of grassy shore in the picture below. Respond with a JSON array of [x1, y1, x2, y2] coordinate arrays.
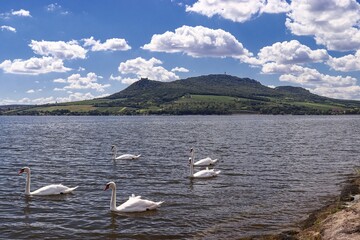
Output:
[[240, 171, 360, 240]]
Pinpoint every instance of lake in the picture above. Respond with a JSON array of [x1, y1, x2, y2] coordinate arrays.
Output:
[[1, 115, 359, 239]]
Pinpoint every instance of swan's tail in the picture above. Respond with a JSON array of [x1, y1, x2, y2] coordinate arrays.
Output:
[[156, 201, 164, 207], [214, 170, 221, 175], [64, 186, 78, 193], [135, 154, 141, 158], [212, 159, 218, 164]]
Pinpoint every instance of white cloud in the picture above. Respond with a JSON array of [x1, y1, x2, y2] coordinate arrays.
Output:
[[312, 85, 360, 100], [0, 25, 16, 33], [56, 92, 106, 103], [286, 0, 360, 51], [46, 3, 61, 12], [26, 89, 42, 94], [143, 25, 252, 59], [117, 57, 181, 84], [53, 72, 110, 92], [256, 40, 329, 66], [83, 37, 131, 52], [279, 66, 356, 87], [109, 74, 122, 81], [171, 67, 189, 72], [0, 57, 71, 75], [246, 40, 360, 99], [29, 40, 87, 60], [186, 0, 289, 23], [0, 92, 108, 105], [11, 9, 31, 17], [46, 3, 69, 15], [327, 50, 360, 72]]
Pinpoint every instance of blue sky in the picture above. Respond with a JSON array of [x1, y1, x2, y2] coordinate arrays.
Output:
[[0, 0, 360, 105]]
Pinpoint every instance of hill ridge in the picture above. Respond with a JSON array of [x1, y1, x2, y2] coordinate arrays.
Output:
[[2, 74, 360, 115]]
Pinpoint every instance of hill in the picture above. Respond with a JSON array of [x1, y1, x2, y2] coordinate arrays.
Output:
[[3, 74, 360, 115]]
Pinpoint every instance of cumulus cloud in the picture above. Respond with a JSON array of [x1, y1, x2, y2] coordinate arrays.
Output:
[[279, 66, 356, 87], [0, 25, 16, 33], [256, 40, 329, 66], [11, 9, 31, 17], [112, 57, 184, 84], [312, 85, 360, 100], [143, 25, 252, 59], [171, 67, 189, 72], [247, 40, 359, 99], [0, 57, 71, 75], [83, 37, 131, 52], [29, 40, 87, 59], [53, 72, 110, 92], [56, 92, 108, 103], [0, 92, 108, 105], [276, 65, 360, 99], [286, 0, 360, 51], [247, 40, 329, 74], [327, 50, 360, 72], [46, 3, 69, 15], [186, 0, 289, 23]]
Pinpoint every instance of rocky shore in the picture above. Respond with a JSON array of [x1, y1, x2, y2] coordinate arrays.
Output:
[[242, 172, 360, 240]]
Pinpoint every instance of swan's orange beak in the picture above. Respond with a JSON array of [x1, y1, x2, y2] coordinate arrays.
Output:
[[18, 169, 25, 175], [104, 184, 110, 191]]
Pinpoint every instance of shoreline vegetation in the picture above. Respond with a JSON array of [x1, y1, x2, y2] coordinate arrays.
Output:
[[2, 75, 360, 116], [244, 171, 360, 240]]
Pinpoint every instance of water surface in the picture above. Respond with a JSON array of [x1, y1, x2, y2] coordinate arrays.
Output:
[[1, 115, 359, 239]]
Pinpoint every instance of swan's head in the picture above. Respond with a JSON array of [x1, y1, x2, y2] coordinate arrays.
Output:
[[188, 157, 192, 165], [104, 181, 116, 191], [111, 145, 116, 151], [190, 148, 193, 153], [18, 167, 30, 175]]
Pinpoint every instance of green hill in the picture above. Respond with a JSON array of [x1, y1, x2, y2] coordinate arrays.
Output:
[[3, 74, 360, 115]]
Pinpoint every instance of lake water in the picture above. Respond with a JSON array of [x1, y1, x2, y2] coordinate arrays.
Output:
[[1, 115, 359, 239]]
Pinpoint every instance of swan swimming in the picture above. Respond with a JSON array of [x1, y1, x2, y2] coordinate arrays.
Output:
[[189, 148, 218, 166], [104, 181, 163, 212], [111, 145, 141, 160], [18, 167, 78, 196], [189, 148, 221, 178], [194, 157, 218, 166]]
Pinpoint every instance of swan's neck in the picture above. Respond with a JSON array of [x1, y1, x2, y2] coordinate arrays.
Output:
[[110, 187, 117, 211], [190, 151, 194, 177], [112, 147, 117, 160], [25, 171, 31, 195]]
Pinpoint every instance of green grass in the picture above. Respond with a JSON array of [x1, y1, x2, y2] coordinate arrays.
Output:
[[30, 105, 97, 112], [177, 95, 237, 103], [291, 101, 346, 111]]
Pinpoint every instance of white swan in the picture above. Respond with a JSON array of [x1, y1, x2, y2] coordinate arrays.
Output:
[[18, 167, 78, 196], [189, 149, 221, 178], [189, 148, 218, 166], [194, 157, 218, 166], [111, 145, 141, 160], [104, 181, 163, 212]]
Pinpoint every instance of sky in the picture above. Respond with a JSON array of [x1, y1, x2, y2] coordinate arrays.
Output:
[[0, 0, 360, 105]]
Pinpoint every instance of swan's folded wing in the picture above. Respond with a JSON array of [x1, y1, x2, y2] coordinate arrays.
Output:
[[31, 184, 73, 195], [129, 194, 141, 199], [117, 198, 161, 212]]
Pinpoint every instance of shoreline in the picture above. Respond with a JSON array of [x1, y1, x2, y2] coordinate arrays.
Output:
[[241, 171, 360, 240]]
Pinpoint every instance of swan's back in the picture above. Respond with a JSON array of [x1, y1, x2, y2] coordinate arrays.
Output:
[[31, 184, 78, 196], [194, 157, 218, 166], [193, 168, 221, 178], [116, 154, 141, 160], [117, 196, 163, 212]]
